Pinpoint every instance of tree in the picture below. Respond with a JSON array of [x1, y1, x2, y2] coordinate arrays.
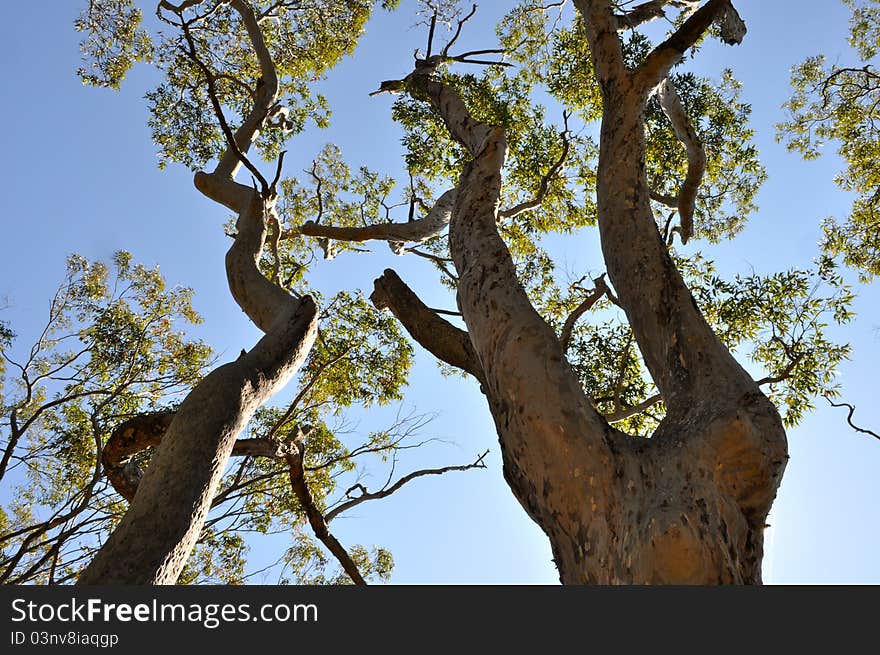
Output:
[[2, 0, 489, 586], [328, 0, 851, 583], [0, 251, 483, 583], [3, 0, 857, 585], [779, 0, 880, 281]]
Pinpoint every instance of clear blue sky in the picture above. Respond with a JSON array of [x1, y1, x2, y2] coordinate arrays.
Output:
[[1, 1, 879, 583]]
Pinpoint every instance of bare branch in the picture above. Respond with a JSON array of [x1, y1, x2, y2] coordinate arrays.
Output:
[[286, 189, 458, 256], [499, 113, 571, 220], [285, 437, 366, 584], [635, 0, 743, 93], [602, 394, 662, 423], [650, 188, 679, 208], [755, 353, 803, 388], [325, 450, 489, 522], [442, 4, 478, 57], [156, 0, 212, 17], [824, 396, 880, 442], [426, 11, 438, 58], [560, 275, 610, 351]]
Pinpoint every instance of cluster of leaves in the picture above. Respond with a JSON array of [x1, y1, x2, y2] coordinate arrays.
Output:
[[278, 533, 392, 585], [499, 8, 766, 242], [76, 0, 399, 169], [684, 253, 854, 426], [778, 0, 880, 280], [0, 252, 212, 584], [0, 249, 420, 584], [538, 250, 854, 434], [277, 144, 402, 265], [75, 0, 154, 89]]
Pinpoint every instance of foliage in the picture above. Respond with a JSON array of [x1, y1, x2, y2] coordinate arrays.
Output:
[[14, 0, 865, 584], [779, 0, 880, 280], [75, 0, 154, 89], [0, 251, 419, 584], [76, 0, 399, 169], [382, 0, 851, 432], [0, 252, 211, 583]]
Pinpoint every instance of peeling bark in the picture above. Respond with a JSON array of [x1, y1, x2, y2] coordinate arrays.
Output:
[[289, 188, 457, 254], [655, 77, 706, 243], [615, 1, 700, 31], [101, 410, 291, 502]]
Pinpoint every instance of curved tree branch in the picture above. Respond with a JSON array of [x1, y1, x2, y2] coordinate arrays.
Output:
[[78, 0, 319, 585], [825, 396, 880, 442], [560, 274, 612, 351], [285, 437, 365, 585], [614, 1, 700, 31], [655, 76, 706, 243], [377, 46, 622, 583], [286, 189, 458, 255], [635, 0, 744, 93], [101, 410, 292, 502], [370, 269, 486, 387], [499, 114, 571, 220]]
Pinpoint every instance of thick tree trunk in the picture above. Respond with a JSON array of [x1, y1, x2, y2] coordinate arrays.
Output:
[[381, 0, 788, 583], [78, 196, 318, 585]]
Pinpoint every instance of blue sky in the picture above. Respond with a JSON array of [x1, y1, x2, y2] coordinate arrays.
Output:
[[1, 1, 879, 584]]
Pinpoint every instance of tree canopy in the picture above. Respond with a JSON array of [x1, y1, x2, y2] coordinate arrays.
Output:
[[780, 0, 880, 281], [1, 0, 877, 584]]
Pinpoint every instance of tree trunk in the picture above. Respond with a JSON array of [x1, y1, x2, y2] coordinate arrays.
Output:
[[78, 0, 319, 584], [379, 0, 788, 583], [78, 195, 318, 585]]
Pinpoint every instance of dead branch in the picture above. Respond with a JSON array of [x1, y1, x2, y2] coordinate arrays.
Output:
[[324, 450, 489, 522]]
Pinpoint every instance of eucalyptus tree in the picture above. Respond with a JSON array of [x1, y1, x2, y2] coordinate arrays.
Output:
[[278, 0, 853, 584], [0, 249, 484, 584], [46, 0, 856, 585], [69, 0, 382, 585], [779, 0, 880, 281], [3, 0, 489, 586], [0, 253, 212, 583]]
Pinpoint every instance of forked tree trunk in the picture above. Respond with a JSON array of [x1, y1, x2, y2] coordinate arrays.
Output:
[[377, 0, 787, 584]]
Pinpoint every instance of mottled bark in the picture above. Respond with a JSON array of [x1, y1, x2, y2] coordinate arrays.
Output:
[[78, 0, 318, 584], [377, 0, 787, 584], [370, 269, 486, 386], [101, 410, 290, 502]]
